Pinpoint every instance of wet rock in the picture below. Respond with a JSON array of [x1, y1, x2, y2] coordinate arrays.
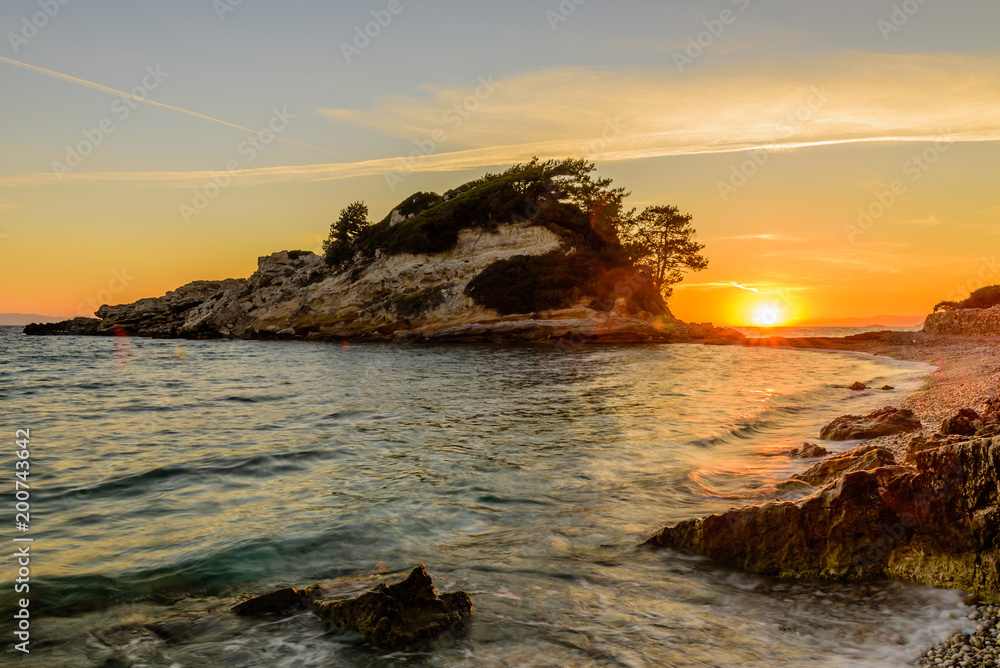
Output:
[[232, 586, 316, 616], [819, 406, 922, 440], [881, 385, 895, 391], [23, 317, 105, 336], [904, 432, 968, 464], [942, 408, 982, 436], [786, 445, 896, 487], [849, 382, 868, 391], [789, 443, 829, 459], [645, 436, 1000, 600], [314, 565, 472, 649]]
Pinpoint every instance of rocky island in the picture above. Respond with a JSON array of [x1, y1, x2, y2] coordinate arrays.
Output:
[[25, 160, 734, 345]]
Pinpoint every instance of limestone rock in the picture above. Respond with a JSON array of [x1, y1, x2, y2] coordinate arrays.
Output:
[[314, 565, 472, 649], [924, 304, 1000, 335], [819, 406, 922, 440]]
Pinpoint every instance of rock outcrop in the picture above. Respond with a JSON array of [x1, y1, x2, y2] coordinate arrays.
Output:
[[818, 406, 922, 440], [645, 436, 1000, 599], [314, 565, 472, 649], [22, 317, 104, 336], [26, 229, 732, 343], [924, 305, 1000, 336]]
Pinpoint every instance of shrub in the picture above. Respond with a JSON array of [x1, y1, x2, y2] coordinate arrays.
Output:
[[285, 250, 313, 260], [392, 286, 448, 318], [961, 285, 1000, 310]]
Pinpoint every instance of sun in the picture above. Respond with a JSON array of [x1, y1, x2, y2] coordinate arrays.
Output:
[[752, 305, 784, 327]]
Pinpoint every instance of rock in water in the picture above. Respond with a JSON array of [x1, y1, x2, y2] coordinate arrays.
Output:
[[787, 445, 896, 487], [819, 406, 922, 440], [232, 587, 314, 616], [314, 565, 472, 649], [849, 381, 868, 391], [789, 443, 829, 459], [645, 436, 1000, 599]]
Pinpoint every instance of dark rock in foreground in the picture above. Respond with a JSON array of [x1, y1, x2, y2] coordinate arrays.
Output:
[[232, 586, 318, 616], [314, 565, 472, 649], [645, 436, 1000, 599], [849, 381, 867, 391], [819, 406, 922, 440], [22, 317, 105, 336]]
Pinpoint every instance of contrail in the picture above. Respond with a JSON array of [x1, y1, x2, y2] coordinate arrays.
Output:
[[730, 281, 768, 294], [0, 56, 346, 158]]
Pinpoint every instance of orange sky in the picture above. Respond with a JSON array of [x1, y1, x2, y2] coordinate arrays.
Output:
[[2, 6, 998, 326]]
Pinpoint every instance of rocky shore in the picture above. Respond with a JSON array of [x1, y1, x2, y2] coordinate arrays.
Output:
[[647, 330, 1000, 664]]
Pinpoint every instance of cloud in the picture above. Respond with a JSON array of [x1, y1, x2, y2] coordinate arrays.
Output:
[[0, 56, 345, 159], [716, 234, 812, 242], [891, 216, 942, 227], [2, 52, 999, 188]]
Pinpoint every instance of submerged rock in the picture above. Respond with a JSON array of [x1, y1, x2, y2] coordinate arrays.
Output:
[[314, 565, 472, 649], [645, 436, 1000, 599], [232, 586, 317, 616], [849, 382, 868, 391], [819, 406, 922, 440]]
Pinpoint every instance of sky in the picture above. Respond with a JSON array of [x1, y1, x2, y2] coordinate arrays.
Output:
[[1, 0, 998, 326]]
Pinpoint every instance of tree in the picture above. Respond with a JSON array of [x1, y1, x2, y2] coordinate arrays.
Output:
[[323, 201, 371, 264], [620, 205, 708, 298]]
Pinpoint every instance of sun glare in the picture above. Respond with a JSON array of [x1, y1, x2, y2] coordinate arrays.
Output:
[[753, 305, 784, 327]]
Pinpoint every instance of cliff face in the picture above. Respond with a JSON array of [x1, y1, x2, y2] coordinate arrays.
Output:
[[63, 222, 717, 343], [924, 305, 1000, 335]]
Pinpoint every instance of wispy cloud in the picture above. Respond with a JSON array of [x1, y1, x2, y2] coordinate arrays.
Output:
[[2, 52, 999, 188], [891, 216, 942, 227], [0, 56, 346, 158], [717, 233, 812, 242]]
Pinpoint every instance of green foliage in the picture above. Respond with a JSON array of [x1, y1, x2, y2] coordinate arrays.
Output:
[[323, 202, 372, 265], [355, 159, 629, 258], [392, 286, 448, 318], [465, 252, 597, 315], [618, 205, 708, 298], [959, 285, 1000, 310]]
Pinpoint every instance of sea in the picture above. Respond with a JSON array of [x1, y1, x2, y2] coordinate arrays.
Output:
[[0, 325, 973, 667]]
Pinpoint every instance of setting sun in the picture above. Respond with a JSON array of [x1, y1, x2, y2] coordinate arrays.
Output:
[[753, 305, 785, 327]]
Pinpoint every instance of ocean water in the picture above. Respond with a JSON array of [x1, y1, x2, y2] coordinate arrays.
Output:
[[0, 326, 973, 667]]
